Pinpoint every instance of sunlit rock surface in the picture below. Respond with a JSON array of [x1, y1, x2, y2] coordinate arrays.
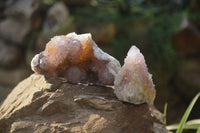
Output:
[[114, 46, 156, 104], [31, 32, 121, 85], [0, 74, 167, 133]]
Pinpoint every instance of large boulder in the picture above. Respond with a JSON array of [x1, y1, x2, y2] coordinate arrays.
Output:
[[0, 74, 168, 133]]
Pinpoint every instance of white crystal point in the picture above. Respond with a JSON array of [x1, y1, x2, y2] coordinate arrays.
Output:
[[114, 45, 156, 104]]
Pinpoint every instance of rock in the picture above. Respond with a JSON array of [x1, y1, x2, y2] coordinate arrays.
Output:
[[0, 18, 31, 44], [4, 0, 42, 19], [37, 2, 73, 51], [81, 23, 116, 44], [114, 46, 156, 104], [0, 74, 167, 133], [10, 121, 35, 133], [0, 39, 22, 68], [153, 123, 171, 133], [74, 95, 119, 111], [172, 16, 200, 55], [32, 32, 121, 85], [0, 0, 43, 45], [43, 2, 69, 32]]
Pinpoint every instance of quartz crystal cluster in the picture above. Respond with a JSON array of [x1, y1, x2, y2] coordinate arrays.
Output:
[[31, 32, 156, 104], [114, 46, 156, 104], [31, 32, 121, 85]]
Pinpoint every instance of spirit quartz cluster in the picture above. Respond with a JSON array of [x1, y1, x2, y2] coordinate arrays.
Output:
[[31, 32, 121, 85], [31, 32, 156, 104]]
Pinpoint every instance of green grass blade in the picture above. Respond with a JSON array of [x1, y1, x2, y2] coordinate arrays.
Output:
[[167, 124, 179, 130], [197, 126, 200, 133], [187, 119, 200, 125], [176, 92, 200, 133], [167, 119, 200, 130], [164, 103, 168, 125], [167, 122, 200, 130]]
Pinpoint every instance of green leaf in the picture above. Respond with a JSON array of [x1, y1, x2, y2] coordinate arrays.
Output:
[[176, 92, 200, 133]]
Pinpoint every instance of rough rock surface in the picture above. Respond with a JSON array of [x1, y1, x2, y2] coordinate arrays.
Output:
[[0, 74, 167, 133], [114, 46, 156, 104], [32, 32, 121, 85]]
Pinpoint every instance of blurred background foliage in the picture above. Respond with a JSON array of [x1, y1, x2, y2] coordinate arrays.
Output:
[[0, 0, 199, 128]]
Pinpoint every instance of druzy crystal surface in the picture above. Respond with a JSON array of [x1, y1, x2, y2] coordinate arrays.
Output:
[[114, 46, 156, 104], [31, 32, 121, 85]]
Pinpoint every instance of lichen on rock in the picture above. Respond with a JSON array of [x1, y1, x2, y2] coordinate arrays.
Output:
[[31, 32, 121, 85], [114, 45, 156, 104]]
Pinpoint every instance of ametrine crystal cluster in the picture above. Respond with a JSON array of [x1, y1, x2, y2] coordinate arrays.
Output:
[[31, 32, 156, 104]]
